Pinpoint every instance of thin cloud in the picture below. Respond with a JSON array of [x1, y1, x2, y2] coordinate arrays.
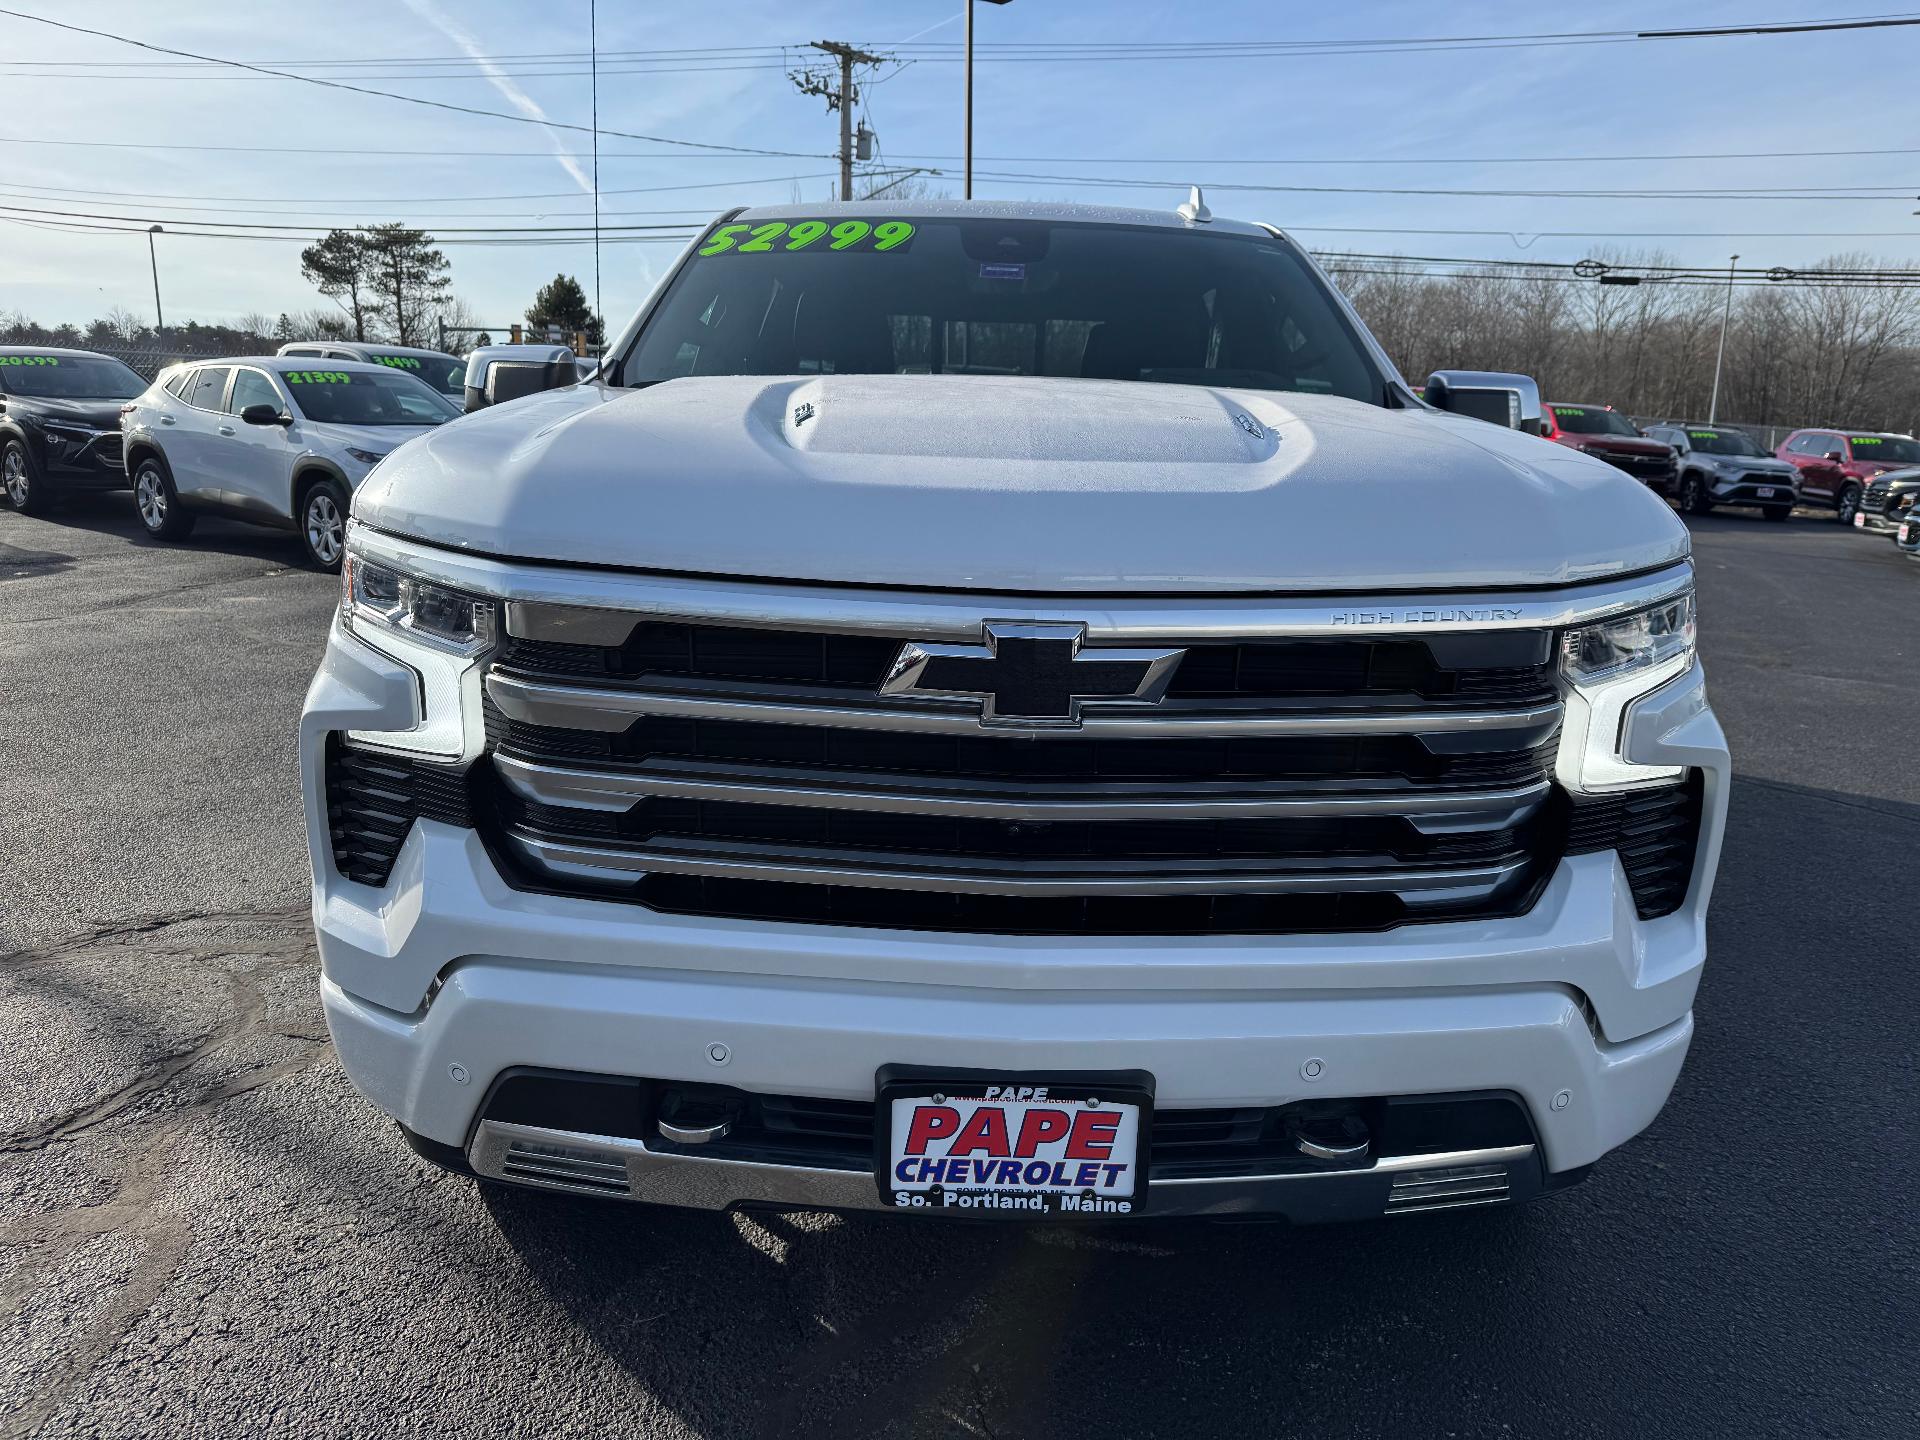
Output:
[[399, 0, 594, 195]]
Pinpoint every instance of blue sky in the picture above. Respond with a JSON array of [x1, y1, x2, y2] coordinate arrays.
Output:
[[2, 1, 1917, 332]]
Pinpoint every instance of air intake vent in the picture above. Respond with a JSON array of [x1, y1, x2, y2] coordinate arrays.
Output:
[[323, 736, 476, 887], [1564, 774, 1703, 919], [500, 1139, 632, 1196], [1385, 1163, 1512, 1214]]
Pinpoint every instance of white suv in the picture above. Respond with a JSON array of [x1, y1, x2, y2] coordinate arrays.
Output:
[[302, 200, 1727, 1224], [122, 356, 459, 568]]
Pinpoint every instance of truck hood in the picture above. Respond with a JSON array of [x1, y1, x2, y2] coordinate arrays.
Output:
[[353, 375, 1690, 593]]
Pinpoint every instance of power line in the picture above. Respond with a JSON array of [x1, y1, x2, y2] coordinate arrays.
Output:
[[0, 8, 823, 158]]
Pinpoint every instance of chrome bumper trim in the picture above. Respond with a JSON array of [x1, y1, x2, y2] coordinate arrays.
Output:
[[467, 1120, 1539, 1217]]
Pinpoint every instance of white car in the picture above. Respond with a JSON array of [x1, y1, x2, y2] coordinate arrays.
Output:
[[122, 356, 459, 568], [276, 341, 468, 403], [301, 199, 1728, 1224]]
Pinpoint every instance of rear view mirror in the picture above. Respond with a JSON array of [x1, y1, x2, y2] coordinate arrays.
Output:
[[1423, 370, 1544, 434], [463, 344, 579, 414], [240, 403, 289, 427]]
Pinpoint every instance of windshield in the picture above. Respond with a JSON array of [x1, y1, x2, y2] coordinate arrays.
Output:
[[1685, 428, 1766, 457], [0, 354, 145, 400], [1551, 406, 1641, 437], [622, 216, 1384, 404], [366, 351, 466, 398], [281, 368, 460, 426], [1848, 435, 1920, 464]]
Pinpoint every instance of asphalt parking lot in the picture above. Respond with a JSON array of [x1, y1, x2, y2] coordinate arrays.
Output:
[[2, 493, 1916, 1439]]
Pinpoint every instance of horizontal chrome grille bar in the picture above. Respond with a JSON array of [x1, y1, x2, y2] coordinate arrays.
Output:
[[494, 752, 1550, 827], [503, 829, 1531, 899], [486, 671, 1562, 742]]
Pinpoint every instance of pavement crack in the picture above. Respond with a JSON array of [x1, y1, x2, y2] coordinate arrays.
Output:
[[4, 565, 301, 629]]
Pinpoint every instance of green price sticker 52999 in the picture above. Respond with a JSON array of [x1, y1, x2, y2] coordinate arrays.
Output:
[[699, 219, 915, 257]]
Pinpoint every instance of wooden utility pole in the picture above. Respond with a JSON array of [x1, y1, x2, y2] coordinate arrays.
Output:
[[796, 41, 886, 200]]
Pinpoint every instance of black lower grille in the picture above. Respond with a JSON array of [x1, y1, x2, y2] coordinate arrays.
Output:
[[479, 1070, 1538, 1180], [324, 737, 476, 886], [1564, 775, 1703, 919]]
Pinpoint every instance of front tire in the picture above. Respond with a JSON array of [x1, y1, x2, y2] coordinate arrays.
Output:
[[1835, 483, 1862, 525], [1679, 473, 1714, 515], [298, 478, 349, 571], [2, 438, 49, 515], [132, 456, 196, 540]]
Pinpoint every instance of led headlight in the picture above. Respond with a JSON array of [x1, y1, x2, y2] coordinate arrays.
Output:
[[340, 538, 497, 759], [1556, 589, 1696, 792], [344, 446, 390, 467]]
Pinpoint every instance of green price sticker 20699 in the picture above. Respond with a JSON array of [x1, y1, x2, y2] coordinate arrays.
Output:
[[699, 219, 915, 257]]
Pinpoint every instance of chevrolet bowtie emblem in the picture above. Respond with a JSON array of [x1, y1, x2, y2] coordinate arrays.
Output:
[[881, 623, 1185, 728]]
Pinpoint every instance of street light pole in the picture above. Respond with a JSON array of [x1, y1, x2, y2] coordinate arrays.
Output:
[[146, 225, 165, 335], [964, 0, 974, 200], [966, 0, 1013, 201], [1708, 252, 1738, 425]]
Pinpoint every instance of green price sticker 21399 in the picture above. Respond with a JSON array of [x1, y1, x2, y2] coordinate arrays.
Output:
[[699, 219, 915, 257]]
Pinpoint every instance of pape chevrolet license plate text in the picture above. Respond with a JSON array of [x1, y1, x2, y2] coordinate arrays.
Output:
[[887, 1085, 1143, 1215]]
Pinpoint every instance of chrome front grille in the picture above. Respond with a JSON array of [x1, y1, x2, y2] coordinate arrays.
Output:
[[472, 597, 1566, 936]]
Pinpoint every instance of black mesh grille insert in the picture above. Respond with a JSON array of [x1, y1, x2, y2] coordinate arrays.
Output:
[[1564, 775, 1703, 919], [324, 737, 476, 887]]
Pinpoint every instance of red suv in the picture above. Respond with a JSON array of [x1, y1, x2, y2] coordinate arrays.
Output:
[[1775, 429, 1920, 523], [1541, 403, 1678, 492]]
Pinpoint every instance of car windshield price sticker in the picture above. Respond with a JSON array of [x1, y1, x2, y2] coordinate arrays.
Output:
[[884, 1077, 1149, 1216], [0, 356, 58, 366], [373, 356, 421, 369], [699, 219, 916, 256], [285, 371, 351, 385]]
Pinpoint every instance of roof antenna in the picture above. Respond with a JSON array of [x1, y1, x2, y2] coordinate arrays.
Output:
[[589, 0, 603, 378], [1177, 185, 1212, 224]]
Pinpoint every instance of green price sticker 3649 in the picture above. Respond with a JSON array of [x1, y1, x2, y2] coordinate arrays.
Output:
[[699, 219, 915, 257]]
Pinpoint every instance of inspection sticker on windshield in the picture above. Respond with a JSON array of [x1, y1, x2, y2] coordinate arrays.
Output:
[[285, 371, 352, 385], [698, 219, 916, 256], [880, 1070, 1152, 1217]]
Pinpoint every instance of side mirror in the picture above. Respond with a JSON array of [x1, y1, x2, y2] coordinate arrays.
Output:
[[1824, 450, 1845, 463], [462, 344, 579, 413], [1423, 370, 1543, 433], [240, 403, 290, 427]]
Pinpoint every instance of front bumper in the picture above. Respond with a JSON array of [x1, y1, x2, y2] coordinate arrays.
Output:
[[37, 428, 127, 486], [1709, 476, 1796, 507], [305, 610, 1729, 1218]]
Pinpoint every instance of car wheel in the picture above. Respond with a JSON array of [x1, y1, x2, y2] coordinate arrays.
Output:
[[132, 456, 196, 540], [1763, 505, 1792, 523], [1835, 484, 1862, 524], [299, 478, 349, 570], [2, 438, 49, 515], [1679, 473, 1713, 515]]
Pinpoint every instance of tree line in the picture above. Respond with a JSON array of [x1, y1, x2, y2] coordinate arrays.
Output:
[[1322, 249, 1920, 435]]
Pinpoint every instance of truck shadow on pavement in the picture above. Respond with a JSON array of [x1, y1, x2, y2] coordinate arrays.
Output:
[[7, 490, 313, 569]]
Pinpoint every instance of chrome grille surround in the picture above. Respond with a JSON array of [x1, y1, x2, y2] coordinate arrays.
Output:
[[346, 525, 1695, 935]]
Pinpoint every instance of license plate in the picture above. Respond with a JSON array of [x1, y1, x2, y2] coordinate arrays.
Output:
[[1854, 511, 1866, 527], [1757, 486, 1777, 499], [877, 1067, 1153, 1217]]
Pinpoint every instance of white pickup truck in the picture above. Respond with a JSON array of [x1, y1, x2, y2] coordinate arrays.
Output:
[[302, 199, 1726, 1224]]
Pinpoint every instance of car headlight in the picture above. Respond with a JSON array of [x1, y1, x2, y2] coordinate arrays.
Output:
[[344, 446, 390, 467], [339, 534, 497, 758], [1556, 589, 1696, 791]]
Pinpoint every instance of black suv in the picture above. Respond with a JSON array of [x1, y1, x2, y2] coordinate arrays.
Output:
[[0, 347, 146, 514]]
